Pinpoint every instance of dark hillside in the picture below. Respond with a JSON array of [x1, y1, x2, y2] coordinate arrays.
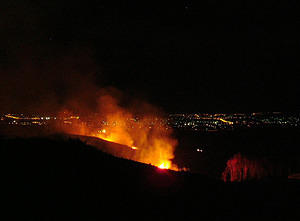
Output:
[[0, 136, 287, 220]]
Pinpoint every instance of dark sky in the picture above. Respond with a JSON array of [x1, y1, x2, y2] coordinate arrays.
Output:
[[0, 1, 299, 113]]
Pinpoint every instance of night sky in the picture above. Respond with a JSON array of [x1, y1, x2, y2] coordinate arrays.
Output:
[[0, 1, 299, 113]]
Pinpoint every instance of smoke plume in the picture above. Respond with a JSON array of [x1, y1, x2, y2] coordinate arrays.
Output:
[[0, 48, 178, 170]]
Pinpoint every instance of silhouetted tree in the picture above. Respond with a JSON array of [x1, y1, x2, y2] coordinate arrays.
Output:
[[222, 153, 284, 182]]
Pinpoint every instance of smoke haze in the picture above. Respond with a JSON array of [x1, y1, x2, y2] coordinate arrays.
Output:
[[0, 47, 101, 114], [0, 46, 179, 170]]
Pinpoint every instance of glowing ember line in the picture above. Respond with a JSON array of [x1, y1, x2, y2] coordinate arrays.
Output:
[[158, 162, 169, 169]]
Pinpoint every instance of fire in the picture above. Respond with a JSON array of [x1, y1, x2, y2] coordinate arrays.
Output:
[[158, 162, 170, 169], [94, 123, 178, 170], [56, 93, 179, 171]]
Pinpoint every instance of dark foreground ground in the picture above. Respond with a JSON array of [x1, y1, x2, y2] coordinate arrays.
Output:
[[0, 136, 291, 220]]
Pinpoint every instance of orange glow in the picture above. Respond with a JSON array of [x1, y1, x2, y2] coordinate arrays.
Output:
[[93, 120, 178, 170], [5, 114, 21, 120], [158, 162, 170, 169], [56, 93, 179, 171]]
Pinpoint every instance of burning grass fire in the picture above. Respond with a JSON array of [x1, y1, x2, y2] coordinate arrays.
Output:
[[56, 93, 179, 171], [94, 123, 177, 170]]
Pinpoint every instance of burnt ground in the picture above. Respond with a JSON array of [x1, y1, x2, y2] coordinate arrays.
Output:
[[0, 135, 290, 220]]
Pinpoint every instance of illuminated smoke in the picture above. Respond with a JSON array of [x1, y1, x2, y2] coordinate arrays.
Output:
[[0, 48, 179, 170], [56, 88, 179, 170]]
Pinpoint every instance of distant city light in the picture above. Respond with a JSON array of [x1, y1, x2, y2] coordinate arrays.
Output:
[[0, 112, 299, 131]]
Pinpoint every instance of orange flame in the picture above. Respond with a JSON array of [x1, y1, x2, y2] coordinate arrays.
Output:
[[158, 162, 170, 169], [56, 93, 179, 171], [94, 119, 178, 170]]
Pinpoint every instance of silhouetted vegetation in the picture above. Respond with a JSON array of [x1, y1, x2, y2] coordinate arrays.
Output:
[[222, 153, 286, 182], [0, 135, 288, 220], [173, 128, 298, 179]]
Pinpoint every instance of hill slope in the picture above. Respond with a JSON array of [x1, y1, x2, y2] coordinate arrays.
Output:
[[0, 136, 287, 220]]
